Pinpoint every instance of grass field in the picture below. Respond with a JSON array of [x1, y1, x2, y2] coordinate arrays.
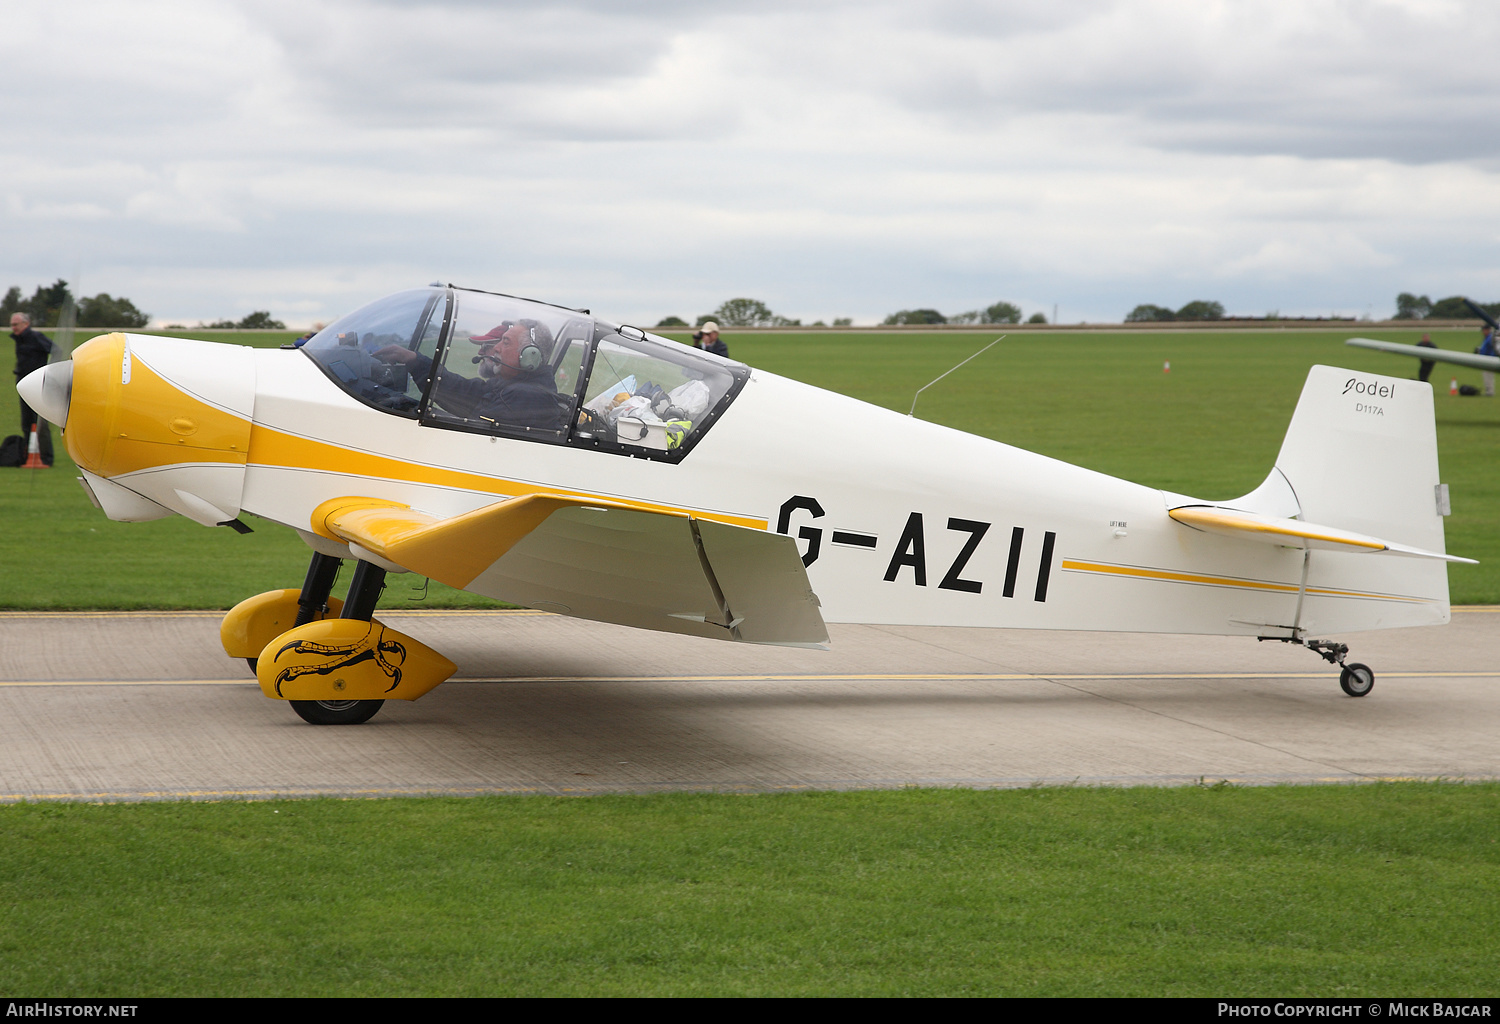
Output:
[[1, 784, 1496, 997], [2, 324, 1496, 606], [5, 328, 1499, 998]]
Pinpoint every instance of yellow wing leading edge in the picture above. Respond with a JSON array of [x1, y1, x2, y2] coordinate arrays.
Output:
[[310, 493, 829, 646]]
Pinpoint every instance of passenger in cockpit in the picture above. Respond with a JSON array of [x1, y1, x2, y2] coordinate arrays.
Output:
[[374, 320, 566, 431]]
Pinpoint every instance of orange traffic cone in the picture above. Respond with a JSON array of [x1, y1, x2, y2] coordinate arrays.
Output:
[[1450, 378, 1459, 396], [21, 425, 47, 469], [1163, 360, 1171, 373]]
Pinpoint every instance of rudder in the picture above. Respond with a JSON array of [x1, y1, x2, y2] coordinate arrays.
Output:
[[1268, 365, 1452, 632]]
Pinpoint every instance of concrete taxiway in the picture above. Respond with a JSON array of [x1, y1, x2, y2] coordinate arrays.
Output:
[[0, 608, 1496, 801]]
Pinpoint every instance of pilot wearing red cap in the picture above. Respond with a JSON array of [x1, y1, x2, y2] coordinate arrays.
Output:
[[375, 319, 564, 430]]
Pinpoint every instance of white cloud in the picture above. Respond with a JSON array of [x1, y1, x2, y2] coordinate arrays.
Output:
[[1, 0, 1498, 326]]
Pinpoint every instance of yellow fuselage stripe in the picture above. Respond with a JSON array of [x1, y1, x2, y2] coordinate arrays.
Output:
[[245, 424, 768, 531]]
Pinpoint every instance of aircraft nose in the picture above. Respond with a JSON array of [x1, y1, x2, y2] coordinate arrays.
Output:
[[16, 360, 72, 429]]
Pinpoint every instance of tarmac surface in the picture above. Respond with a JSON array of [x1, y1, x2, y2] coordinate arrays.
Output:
[[1, 608, 1496, 802]]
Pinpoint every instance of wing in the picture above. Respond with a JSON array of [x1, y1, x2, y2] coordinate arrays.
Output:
[[310, 494, 829, 646], [1345, 337, 1500, 373], [1169, 505, 1475, 563]]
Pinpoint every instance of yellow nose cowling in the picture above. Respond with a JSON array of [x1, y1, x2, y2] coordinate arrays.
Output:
[[65, 333, 255, 526], [67, 333, 250, 476]]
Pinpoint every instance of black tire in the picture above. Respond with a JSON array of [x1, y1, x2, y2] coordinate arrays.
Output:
[[246, 657, 258, 673], [1339, 663, 1374, 697], [289, 699, 385, 725]]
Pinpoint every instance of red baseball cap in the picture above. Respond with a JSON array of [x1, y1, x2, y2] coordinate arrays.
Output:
[[469, 322, 513, 344]]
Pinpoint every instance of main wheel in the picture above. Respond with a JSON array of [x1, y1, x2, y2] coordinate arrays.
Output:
[[289, 699, 385, 725], [1339, 663, 1374, 697], [246, 657, 258, 673]]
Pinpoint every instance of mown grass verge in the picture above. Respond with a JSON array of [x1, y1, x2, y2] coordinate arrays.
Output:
[[1, 784, 1497, 996]]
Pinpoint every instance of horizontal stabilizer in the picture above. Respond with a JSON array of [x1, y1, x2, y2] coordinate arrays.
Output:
[[1169, 505, 1476, 563], [1346, 337, 1500, 372]]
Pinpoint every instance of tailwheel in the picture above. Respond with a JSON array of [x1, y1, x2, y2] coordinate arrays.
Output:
[[290, 699, 385, 725], [1258, 636, 1376, 698], [1339, 663, 1375, 698]]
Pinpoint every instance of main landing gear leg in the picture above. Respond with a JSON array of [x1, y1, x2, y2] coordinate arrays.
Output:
[[294, 552, 343, 627], [289, 559, 389, 726], [245, 552, 345, 675], [339, 559, 387, 623], [1258, 635, 1374, 697]]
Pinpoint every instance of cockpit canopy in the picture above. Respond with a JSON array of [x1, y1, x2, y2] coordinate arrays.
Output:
[[301, 286, 746, 461]]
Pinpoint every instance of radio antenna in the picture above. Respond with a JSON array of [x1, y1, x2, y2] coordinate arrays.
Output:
[[909, 335, 1005, 417]]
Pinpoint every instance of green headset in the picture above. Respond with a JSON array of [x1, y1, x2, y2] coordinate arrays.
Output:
[[513, 320, 545, 373]]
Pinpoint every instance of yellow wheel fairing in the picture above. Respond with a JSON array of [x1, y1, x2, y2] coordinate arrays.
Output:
[[65, 333, 252, 480], [255, 619, 456, 702], [219, 589, 346, 659]]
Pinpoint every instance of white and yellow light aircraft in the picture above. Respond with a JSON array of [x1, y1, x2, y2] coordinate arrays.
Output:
[[17, 285, 1472, 724]]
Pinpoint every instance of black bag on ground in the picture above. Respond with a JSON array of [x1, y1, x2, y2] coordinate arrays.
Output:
[[0, 435, 24, 467], [1459, 384, 1481, 396]]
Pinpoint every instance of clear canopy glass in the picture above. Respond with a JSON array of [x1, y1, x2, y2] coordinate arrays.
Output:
[[301, 286, 747, 458], [423, 289, 594, 440], [301, 288, 447, 415], [575, 331, 739, 453]]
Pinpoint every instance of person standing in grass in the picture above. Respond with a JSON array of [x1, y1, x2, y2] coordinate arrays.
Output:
[[1479, 324, 1496, 397], [1415, 333, 1437, 383], [693, 320, 729, 358], [10, 312, 53, 466]]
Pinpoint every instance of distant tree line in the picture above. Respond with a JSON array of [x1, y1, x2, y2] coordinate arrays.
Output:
[[1127, 295, 1500, 324], [654, 292, 1500, 330], [0, 278, 291, 331], [885, 301, 1046, 326], [655, 297, 1054, 330], [0, 279, 151, 328], [1394, 293, 1500, 320], [656, 298, 828, 329], [200, 311, 286, 330], [1125, 300, 1225, 323]]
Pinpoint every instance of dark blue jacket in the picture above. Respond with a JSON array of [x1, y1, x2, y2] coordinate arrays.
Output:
[[410, 354, 566, 431], [12, 327, 52, 379]]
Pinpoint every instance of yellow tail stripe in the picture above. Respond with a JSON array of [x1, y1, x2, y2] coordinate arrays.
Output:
[[1063, 559, 1299, 593], [1061, 559, 1429, 604]]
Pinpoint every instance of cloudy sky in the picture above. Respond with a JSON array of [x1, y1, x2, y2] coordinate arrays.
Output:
[[4, 0, 1499, 327]]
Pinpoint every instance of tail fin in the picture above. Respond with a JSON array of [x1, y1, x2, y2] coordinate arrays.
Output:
[[1237, 365, 1456, 632]]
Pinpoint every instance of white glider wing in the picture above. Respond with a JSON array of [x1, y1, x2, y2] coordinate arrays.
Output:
[[1346, 337, 1500, 372]]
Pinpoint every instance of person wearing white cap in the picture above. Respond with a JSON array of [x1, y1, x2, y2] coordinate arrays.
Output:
[[692, 320, 729, 357]]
